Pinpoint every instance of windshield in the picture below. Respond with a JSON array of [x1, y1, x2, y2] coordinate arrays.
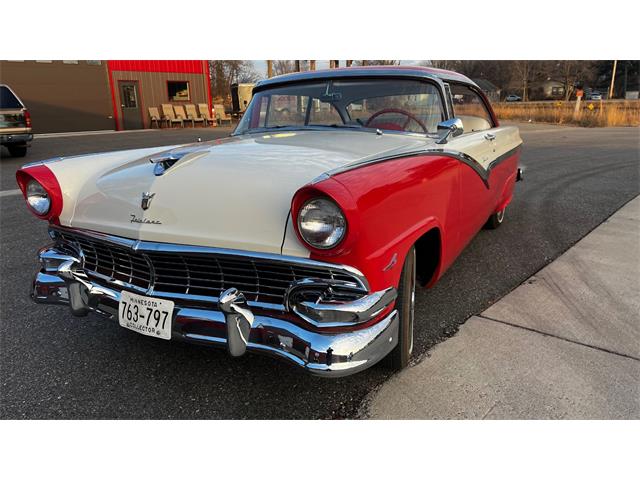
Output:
[[234, 78, 445, 135]]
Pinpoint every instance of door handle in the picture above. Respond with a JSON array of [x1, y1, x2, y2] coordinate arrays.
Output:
[[484, 133, 496, 141]]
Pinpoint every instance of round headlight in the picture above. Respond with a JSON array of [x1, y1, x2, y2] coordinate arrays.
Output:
[[26, 179, 51, 215], [298, 197, 346, 249]]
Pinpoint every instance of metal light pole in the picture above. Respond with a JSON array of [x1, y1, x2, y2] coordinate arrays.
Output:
[[608, 60, 618, 99]]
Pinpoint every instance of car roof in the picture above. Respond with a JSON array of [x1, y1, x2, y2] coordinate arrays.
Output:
[[254, 66, 477, 91]]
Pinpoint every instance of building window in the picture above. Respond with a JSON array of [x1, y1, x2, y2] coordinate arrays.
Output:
[[168, 81, 190, 101], [86, 60, 102, 66], [62, 60, 79, 64]]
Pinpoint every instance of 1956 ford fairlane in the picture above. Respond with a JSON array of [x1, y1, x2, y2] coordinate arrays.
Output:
[[17, 66, 523, 377]]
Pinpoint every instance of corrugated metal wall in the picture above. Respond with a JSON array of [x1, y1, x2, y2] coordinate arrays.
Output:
[[110, 70, 209, 129], [109, 61, 210, 129], [108, 60, 204, 74], [0, 60, 211, 132]]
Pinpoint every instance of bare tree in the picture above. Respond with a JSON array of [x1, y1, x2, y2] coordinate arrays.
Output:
[[354, 60, 400, 66], [511, 60, 532, 101], [423, 60, 461, 70], [272, 60, 296, 76], [555, 60, 597, 100], [208, 60, 260, 101]]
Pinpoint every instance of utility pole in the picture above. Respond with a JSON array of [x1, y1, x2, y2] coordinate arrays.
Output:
[[608, 60, 618, 99], [295, 60, 301, 72], [310, 60, 316, 71], [267, 60, 273, 78]]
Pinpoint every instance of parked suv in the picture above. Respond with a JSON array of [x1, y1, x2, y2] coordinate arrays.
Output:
[[1, 85, 32, 158]]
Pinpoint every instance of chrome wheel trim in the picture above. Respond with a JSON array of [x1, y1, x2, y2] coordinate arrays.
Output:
[[496, 208, 505, 223]]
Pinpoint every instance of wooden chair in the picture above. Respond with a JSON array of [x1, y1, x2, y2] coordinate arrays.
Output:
[[198, 103, 217, 127], [185, 104, 206, 127], [161, 104, 184, 128], [148, 107, 165, 128], [214, 104, 233, 126], [173, 105, 193, 127]]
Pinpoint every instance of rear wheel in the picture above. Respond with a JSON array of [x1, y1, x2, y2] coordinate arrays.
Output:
[[8, 145, 27, 158], [383, 246, 416, 371], [485, 206, 506, 229]]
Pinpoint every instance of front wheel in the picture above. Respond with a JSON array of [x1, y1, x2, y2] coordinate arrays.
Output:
[[383, 246, 416, 371], [485, 206, 506, 229]]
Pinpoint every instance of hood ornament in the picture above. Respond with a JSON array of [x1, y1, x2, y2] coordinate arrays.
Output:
[[141, 192, 155, 210]]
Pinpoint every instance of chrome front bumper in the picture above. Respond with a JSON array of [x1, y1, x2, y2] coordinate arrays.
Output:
[[32, 248, 399, 377]]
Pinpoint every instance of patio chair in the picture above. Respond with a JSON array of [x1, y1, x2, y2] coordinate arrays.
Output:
[[214, 104, 233, 126], [185, 104, 206, 127], [198, 103, 217, 127], [148, 107, 165, 128], [173, 105, 193, 127], [161, 104, 184, 128]]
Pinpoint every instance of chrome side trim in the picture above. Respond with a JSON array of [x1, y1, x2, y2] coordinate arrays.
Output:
[[323, 144, 523, 189]]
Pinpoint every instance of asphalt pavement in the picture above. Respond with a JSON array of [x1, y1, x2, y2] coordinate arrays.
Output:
[[1, 123, 638, 419]]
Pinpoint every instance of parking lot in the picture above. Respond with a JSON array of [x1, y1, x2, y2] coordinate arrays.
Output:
[[1, 123, 638, 419]]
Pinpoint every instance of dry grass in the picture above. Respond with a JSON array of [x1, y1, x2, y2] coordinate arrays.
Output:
[[493, 100, 640, 127]]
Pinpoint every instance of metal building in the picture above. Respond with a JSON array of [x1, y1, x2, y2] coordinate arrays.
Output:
[[0, 60, 212, 133]]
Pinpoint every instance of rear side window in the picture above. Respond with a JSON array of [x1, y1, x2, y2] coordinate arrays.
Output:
[[450, 84, 493, 132], [0, 86, 23, 109]]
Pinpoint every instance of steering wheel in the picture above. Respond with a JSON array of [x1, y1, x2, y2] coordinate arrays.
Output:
[[364, 108, 428, 133]]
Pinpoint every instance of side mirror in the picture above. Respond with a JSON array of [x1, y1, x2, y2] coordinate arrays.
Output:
[[436, 118, 464, 144]]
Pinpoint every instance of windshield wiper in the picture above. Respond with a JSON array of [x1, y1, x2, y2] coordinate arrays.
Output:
[[316, 124, 362, 129]]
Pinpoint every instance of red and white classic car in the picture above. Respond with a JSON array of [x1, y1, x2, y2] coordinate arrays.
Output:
[[17, 66, 522, 377]]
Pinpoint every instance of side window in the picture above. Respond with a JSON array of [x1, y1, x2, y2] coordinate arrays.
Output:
[[450, 84, 494, 132]]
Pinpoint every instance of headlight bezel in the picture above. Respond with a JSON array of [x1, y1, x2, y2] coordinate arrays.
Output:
[[26, 179, 51, 216], [16, 165, 63, 221], [297, 196, 347, 250]]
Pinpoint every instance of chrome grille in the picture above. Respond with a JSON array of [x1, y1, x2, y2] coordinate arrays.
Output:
[[55, 230, 363, 306]]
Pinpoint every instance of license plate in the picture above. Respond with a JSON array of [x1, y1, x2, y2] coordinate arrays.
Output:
[[118, 291, 174, 340]]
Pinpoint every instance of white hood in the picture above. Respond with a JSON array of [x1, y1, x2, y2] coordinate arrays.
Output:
[[49, 130, 432, 255]]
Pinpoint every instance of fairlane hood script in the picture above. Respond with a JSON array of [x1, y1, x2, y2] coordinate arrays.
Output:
[[46, 130, 435, 255]]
